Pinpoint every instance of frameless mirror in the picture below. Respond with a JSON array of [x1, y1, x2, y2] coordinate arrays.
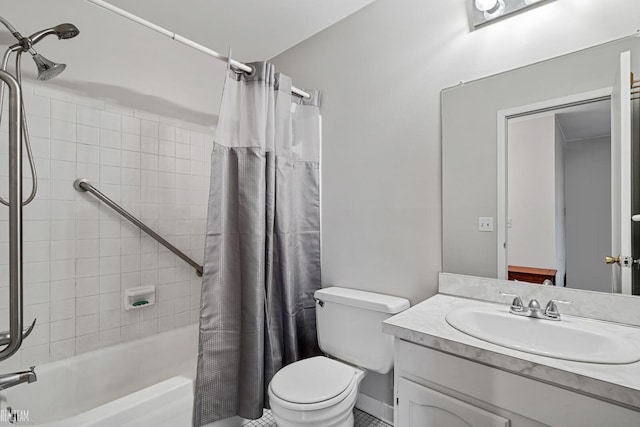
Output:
[[442, 35, 640, 295], [506, 100, 612, 293]]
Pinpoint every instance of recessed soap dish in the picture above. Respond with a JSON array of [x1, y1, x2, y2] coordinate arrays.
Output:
[[124, 286, 156, 311]]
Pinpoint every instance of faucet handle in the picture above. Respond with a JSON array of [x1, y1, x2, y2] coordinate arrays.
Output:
[[544, 299, 573, 319], [499, 292, 524, 312]]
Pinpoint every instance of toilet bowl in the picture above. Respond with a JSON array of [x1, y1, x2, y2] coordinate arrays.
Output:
[[267, 287, 410, 427], [268, 356, 365, 427]]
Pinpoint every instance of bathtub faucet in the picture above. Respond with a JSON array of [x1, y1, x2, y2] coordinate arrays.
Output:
[[0, 366, 37, 391]]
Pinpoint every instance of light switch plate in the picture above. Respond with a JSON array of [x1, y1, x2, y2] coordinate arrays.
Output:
[[479, 217, 494, 232]]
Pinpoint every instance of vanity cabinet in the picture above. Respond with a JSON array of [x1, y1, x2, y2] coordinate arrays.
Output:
[[394, 339, 640, 427], [397, 377, 509, 427]]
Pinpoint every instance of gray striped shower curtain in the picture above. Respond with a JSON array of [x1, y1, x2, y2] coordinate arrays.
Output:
[[193, 61, 322, 426]]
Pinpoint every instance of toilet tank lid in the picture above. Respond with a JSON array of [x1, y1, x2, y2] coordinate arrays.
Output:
[[314, 287, 410, 314]]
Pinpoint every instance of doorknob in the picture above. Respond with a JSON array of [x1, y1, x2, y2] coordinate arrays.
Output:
[[606, 255, 621, 265], [632, 214, 640, 222], [606, 255, 634, 267]]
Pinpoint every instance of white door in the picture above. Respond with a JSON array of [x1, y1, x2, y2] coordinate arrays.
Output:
[[396, 378, 510, 427], [610, 51, 632, 294]]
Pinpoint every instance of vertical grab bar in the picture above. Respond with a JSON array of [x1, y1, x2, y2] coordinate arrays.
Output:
[[0, 69, 23, 361]]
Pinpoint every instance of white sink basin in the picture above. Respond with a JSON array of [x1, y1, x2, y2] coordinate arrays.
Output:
[[445, 306, 640, 364]]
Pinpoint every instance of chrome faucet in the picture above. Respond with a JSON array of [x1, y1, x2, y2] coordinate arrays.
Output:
[[0, 366, 37, 391], [500, 292, 572, 321], [543, 299, 573, 320]]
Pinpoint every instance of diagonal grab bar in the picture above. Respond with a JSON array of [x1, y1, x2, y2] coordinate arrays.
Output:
[[73, 178, 203, 277]]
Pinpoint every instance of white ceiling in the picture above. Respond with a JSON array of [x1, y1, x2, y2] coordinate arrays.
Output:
[[106, 0, 377, 62], [0, 0, 376, 125], [555, 100, 611, 142]]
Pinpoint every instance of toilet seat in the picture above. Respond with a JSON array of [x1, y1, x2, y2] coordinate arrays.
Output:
[[269, 356, 360, 411]]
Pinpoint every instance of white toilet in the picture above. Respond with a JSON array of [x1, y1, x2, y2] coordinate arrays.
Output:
[[267, 287, 410, 427]]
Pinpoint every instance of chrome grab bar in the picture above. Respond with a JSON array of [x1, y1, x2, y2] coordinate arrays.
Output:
[[0, 318, 36, 347], [73, 179, 204, 277], [0, 69, 24, 361]]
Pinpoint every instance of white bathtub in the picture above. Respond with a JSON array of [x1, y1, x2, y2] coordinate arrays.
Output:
[[42, 376, 250, 427], [0, 325, 200, 426], [44, 376, 194, 427], [0, 324, 248, 426]]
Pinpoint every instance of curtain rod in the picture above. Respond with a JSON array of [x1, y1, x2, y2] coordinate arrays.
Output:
[[85, 0, 311, 99]]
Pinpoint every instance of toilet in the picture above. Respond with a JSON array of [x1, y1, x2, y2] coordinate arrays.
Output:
[[268, 287, 410, 427]]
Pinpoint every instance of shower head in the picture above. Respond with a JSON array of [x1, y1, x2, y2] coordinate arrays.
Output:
[[28, 23, 80, 45], [31, 54, 66, 81], [53, 23, 80, 40], [23, 23, 78, 80]]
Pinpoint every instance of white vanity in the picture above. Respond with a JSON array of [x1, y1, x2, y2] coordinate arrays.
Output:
[[383, 274, 640, 427], [426, 30, 640, 427]]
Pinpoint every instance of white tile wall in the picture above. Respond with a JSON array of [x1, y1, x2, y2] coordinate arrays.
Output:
[[0, 83, 213, 370]]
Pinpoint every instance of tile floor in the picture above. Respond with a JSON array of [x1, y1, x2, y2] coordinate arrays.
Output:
[[243, 408, 391, 427]]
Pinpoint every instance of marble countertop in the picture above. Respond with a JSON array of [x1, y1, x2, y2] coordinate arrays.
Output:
[[382, 294, 640, 409]]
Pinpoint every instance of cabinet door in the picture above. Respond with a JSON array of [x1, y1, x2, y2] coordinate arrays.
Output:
[[397, 378, 510, 427]]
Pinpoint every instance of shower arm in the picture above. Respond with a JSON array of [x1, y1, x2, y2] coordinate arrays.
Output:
[[0, 68, 24, 362]]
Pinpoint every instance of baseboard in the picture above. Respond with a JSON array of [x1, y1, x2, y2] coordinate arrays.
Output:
[[355, 392, 394, 425]]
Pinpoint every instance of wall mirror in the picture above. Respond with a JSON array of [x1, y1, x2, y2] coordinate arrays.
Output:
[[442, 35, 640, 296]]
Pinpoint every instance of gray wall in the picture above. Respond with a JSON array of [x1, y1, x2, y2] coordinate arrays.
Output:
[[271, 0, 640, 405], [272, 0, 640, 305], [565, 136, 612, 292]]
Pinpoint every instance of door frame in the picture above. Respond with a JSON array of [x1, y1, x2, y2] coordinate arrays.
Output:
[[496, 87, 613, 280]]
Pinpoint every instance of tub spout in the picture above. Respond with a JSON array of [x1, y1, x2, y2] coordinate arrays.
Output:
[[0, 366, 37, 391]]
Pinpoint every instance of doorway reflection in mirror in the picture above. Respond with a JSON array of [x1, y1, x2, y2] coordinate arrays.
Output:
[[506, 100, 612, 293]]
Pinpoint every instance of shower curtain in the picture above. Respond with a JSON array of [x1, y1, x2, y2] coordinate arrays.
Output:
[[193, 62, 322, 426]]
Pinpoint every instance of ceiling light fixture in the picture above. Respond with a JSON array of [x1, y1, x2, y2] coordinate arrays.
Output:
[[471, 0, 555, 29], [475, 0, 499, 12]]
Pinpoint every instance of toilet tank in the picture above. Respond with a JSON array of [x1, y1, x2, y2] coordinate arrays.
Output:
[[314, 287, 410, 374]]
